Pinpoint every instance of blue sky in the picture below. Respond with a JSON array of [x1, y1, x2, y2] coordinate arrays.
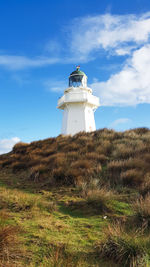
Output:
[[1, 0, 150, 153]]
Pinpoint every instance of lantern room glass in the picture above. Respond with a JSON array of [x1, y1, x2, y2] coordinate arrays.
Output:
[[69, 75, 87, 88]]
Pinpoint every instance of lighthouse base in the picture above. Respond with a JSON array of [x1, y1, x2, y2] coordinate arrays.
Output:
[[61, 103, 96, 136]]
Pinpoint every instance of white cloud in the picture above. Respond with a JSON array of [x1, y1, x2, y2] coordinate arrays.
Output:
[[0, 55, 59, 70], [44, 80, 67, 93], [0, 137, 20, 154], [69, 13, 150, 58], [91, 44, 150, 106], [44, 79, 67, 93], [1, 12, 150, 109], [115, 46, 136, 56], [110, 118, 131, 128], [1, 13, 150, 70]]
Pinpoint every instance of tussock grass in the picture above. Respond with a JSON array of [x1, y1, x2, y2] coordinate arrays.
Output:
[[95, 222, 149, 266], [121, 169, 144, 187], [0, 225, 22, 266], [133, 194, 150, 227], [1, 127, 150, 191], [0, 187, 57, 213], [85, 188, 114, 214], [1, 128, 150, 265]]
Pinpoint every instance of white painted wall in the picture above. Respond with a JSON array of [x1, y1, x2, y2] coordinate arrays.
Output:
[[84, 105, 96, 132], [58, 86, 99, 135]]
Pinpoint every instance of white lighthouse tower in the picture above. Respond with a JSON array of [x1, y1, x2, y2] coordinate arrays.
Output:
[[57, 66, 100, 135]]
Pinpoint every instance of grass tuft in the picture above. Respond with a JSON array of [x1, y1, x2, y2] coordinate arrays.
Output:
[[95, 222, 148, 266]]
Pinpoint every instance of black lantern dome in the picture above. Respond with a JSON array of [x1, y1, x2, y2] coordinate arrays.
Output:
[[69, 66, 87, 88]]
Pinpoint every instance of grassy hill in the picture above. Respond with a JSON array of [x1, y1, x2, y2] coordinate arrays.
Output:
[[0, 128, 150, 266]]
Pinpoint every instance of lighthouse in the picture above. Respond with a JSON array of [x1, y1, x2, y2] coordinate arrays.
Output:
[[57, 66, 100, 135]]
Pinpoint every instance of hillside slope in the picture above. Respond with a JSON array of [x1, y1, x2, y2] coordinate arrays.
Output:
[[0, 128, 150, 266]]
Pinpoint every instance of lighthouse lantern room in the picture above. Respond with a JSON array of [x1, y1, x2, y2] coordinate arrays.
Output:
[[57, 66, 100, 135]]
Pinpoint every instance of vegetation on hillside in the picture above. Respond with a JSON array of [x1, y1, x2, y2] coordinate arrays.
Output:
[[0, 128, 150, 266]]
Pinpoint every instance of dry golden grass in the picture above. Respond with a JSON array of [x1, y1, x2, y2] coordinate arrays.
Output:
[[0, 225, 22, 266], [95, 222, 148, 266], [96, 140, 112, 155], [86, 188, 113, 207], [66, 151, 79, 160], [112, 144, 135, 159], [29, 164, 50, 182], [71, 159, 93, 169], [120, 169, 144, 187], [0, 128, 150, 192], [133, 194, 150, 227], [13, 142, 29, 154], [1, 128, 150, 266], [63, 143, 80, 152], [85, 152, 107, 163], [140, 173, 150, 196]]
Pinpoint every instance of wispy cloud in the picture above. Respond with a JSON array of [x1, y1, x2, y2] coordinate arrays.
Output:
[[44, 79, 67, 93], [109, 118, 131, 128], [0, 137, 20, 154], [0, 55, 59, 70], [1, 12, 150, 70], [1, 12, 150, 108]]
